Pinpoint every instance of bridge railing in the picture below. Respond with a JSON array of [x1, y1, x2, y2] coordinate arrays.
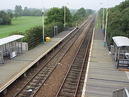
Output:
[[112, 88, 129, 97]]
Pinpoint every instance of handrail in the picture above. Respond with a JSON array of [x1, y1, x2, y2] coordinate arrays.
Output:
[[112, 88, 129, 97]]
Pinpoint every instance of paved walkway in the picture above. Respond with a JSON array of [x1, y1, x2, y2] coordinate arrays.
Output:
[[82, 29, 129, 97], [0, 28, 75, 92]]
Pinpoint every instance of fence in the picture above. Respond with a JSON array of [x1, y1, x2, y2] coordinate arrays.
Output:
[[112, 88, 129, 97]]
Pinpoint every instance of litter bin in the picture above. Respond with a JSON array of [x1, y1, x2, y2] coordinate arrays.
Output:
[[45, 37, 51, 42]]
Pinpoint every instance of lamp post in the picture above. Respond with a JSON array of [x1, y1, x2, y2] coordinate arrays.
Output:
[[102, 8, 105, 31], [104, 0, 109, 46], [104, 8, 108, 44], [42, 9, 45, 43], [64, 6, 66, 28]]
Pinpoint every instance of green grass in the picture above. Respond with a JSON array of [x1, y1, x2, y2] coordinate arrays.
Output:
[[0, 16, 42, 38]]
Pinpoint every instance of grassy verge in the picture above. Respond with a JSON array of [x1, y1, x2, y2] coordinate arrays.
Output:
[[0, 16, 42, 38]]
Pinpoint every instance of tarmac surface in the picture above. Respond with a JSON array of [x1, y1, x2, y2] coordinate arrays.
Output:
[[82, 29, 129, 97], [0, 28, 75, 92]]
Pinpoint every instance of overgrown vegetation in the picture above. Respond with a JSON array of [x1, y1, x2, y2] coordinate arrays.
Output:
[[0, 16, 42, 38], [73, 8, 94, 25], [0, 11, 13, 25], [0, 6, 94, 49], [45, 7, 72, 28], [99, 1, 129, 45], [14, 5, 42, 17]]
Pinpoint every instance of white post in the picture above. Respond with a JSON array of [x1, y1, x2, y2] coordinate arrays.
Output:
[[64, 6, 66, 28], [104, 8, 108, 43], [102, 8, 105, 30], [42, 9, 45, 43]]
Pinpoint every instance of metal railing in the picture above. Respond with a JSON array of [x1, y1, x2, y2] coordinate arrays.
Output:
[[113, 88, 129, 97], [0, 51, 4, 64]]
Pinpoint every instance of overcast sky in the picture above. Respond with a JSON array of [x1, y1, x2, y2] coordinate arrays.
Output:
[[0, 0, 125, 10]]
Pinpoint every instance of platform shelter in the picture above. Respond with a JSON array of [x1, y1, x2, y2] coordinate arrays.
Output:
[[112, 36, 129, 68], [0, 35, 24, 64]]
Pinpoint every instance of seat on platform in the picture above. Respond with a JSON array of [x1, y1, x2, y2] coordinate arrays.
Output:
[[112, 36, 129, 68]]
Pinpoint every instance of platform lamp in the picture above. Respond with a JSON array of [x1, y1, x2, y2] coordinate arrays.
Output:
[[42, 9, 45, 43], [104, 0, 110, 48], [64, 6, 66, 28], [99, 2, 104, 30], [104, 8, 108, 44], [104, 0, 109, 46]]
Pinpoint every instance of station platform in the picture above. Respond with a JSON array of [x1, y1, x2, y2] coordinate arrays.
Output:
[[0, 28, 75, 93], [82, 29, 129, 97]]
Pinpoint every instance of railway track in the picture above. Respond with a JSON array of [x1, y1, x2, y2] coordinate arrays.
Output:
[[55, 20, 94, 97], [13, 17, 92, 97]]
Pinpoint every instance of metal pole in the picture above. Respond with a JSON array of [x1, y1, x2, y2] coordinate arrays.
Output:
[[42, 9, 45, 43], [104, 8, 108, 43], [64, 6, 66, 28], [103, 8, 105, 30]]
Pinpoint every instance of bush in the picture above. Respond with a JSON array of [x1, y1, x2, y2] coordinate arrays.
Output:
[[9, 22, 64, 49], [0, 11, 12, 25], [24, 26, 43, 49], [45, 22, 64, 37]]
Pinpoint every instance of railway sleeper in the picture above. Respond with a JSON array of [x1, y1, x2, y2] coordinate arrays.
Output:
[[68, 72, 80, 76], [70, 73, 80, 76], [61, 89, 75, 94], [37, 74, 46, 77], [67, 76, 78, 80], [69, 70, 80, 73], [37, 73, 48, 78], [64, 82, 77, 87], [75, 56, 84, 60], [67, 75, 79, 79], [65, 81, 78, 85], [73, 62, 83, 66], [65, 82, 77, 86], [63, 84, 76, 89], [70, 68, 80, 72], [62, 88, 75, 92], [40, 71, 49, 75], [59, 91, 75, 97], [71, 66, 81, 69]]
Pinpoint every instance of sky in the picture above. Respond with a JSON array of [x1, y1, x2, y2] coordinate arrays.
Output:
[[0, 0, 125, 10]]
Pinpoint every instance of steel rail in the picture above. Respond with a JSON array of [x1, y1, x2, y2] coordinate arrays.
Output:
[[14, 18, 91, 97], [55, 19, 94, 97]]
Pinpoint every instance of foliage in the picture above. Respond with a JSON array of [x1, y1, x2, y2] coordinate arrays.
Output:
[[24, 26, 43, 49], [45, 7, 63, 24], [0, 11, 12, 25], [9, 22, 63, 49], [15, 5, 23, 17], [61, 6, 72, 26], [22, 7, 42, 16], [45, 7, 72, 27], [98, 8, 106, 29], [73, 8, 87, 21], [0, 16, 42, 38], [105, 0, 129, 44], [73, 8, 94, 25], [14, 5, 42, 17], [45, 22, 64, 37]]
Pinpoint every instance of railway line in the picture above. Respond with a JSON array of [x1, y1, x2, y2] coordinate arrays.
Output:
[[2, 16, 95, 97], [55, 20, 94, 97]]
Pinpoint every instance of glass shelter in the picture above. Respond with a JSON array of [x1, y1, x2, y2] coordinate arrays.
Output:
[[111, 36, 129, 68], [0, 35, 24, 64]]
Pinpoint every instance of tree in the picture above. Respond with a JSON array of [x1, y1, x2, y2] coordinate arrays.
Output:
[[23, 7, 42, 16], [73, 8, 86, 21], [61, 6, 72, 25], [15, 5, 23, 17], [0, 11, 12, 25], [45, 7, 63, 24], [45, 7, 72, 26], [106, 0, 129, 44]]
